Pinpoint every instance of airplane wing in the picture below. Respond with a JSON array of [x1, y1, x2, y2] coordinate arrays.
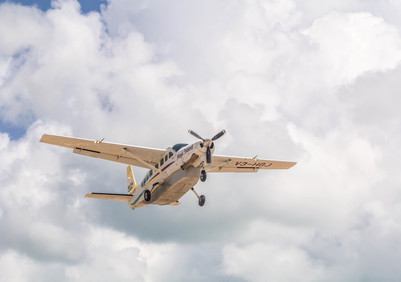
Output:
[[207, 155, 296, 173], [86, 193, 132, 202], [40, 134, 166, 169]]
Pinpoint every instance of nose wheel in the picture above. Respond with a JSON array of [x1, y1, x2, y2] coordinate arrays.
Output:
[[198, 195, 206, 207], [191, 187, 206, 207]]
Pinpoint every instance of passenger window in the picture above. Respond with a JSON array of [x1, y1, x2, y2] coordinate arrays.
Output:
[[155, 164, 158, 169], [165, 155, 168, 162], [160, 158, 164, 166], [169, 152, 173, 158]]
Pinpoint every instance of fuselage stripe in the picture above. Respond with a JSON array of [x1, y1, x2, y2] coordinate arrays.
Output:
[[130, 160, 176, 206], [149, 161, 174, 182]]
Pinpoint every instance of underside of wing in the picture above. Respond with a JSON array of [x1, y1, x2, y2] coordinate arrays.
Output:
[[207, 155, 297, 173], [40, 134, 166, 169], [85, 192, 133, 202]]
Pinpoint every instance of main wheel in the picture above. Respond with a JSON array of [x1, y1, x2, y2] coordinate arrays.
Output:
[[144, 189, 151, 202], [200, 170, 207, 182], [198, 195, 206, 206]]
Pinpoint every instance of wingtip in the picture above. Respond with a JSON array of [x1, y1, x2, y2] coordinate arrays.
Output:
[[39, 134, 47, 143]]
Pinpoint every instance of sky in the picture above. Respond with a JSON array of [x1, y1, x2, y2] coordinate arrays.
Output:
[[1, 0, 401, 281]]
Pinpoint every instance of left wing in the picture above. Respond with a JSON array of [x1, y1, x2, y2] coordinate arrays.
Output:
[[207, 155, 296, 173], [40, 134, 166, 169], [86, 193, 132, 202]]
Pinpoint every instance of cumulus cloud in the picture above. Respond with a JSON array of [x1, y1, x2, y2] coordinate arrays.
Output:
[[1, 0, 401, 281], [302, 12, 401, 84], [222, 242, 324, 282]]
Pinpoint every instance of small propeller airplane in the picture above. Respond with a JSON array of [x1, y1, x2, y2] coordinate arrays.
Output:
[[40, 130, 296, 209]]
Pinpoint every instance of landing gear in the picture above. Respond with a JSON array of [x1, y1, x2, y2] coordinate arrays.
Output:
[[191, 187, 206, 207], [200, 169, 207, 182], [198, 195, 206, 207], [144, 189, 151, 202]]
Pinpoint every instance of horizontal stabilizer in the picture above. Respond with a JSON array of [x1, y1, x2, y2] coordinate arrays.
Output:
[[85, 192, 132, 202]]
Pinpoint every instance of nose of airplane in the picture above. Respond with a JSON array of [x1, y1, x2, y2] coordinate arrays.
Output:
[[188, 129, 226, 164]]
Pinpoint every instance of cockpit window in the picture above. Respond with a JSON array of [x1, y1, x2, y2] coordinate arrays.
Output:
[[172, 143, 188, 152]]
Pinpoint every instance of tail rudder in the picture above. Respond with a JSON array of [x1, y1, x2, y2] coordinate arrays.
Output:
[[127, 165, 139, 194]]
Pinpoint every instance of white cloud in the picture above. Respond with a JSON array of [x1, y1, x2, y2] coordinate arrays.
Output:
[[0, 250, 63, 282], [302, 12, 401, 84], [222, 242, 324, 282], [2, 0, 401, 281]]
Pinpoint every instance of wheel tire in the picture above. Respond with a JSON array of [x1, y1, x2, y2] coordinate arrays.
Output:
[[198, 195, 206, 207], [200, 170, 207, 182], [144, 190, 151, 202]]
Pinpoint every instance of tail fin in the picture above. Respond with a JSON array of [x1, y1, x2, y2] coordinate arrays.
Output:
[[127, 166, 139, 194]]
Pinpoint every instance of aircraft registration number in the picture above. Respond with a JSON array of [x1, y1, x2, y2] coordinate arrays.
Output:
[[235, 161, 273, 168]]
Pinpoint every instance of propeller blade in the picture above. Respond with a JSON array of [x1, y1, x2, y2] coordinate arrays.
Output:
[[188, 129, 205, 141], [211, 129, 226, 141], [189, 129, 225, 164], [206, 146, 212, 164]]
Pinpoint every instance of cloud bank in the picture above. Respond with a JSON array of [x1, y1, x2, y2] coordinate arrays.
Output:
[[1, 0, 401, 281]]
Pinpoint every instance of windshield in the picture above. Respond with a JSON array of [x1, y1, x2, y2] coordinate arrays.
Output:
[[172, 143, 188, 152]]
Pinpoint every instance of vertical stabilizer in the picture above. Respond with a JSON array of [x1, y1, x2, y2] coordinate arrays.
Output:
[[127, 166, 139, 194]]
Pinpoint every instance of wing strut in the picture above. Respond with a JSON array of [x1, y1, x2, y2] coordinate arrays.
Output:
[[122, 148, 167, 176], [206, 159, 231, 172]]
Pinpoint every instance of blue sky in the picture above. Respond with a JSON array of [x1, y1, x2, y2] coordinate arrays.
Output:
[[0, 120, 25, 139], [0, 0, 107, 13], [1, 0, 401, 281]]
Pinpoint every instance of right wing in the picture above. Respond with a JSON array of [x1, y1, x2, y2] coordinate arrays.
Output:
[[40, 134, 166, 169], [207, 155, 297, 173]]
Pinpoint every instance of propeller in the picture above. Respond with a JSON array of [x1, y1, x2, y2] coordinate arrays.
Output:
[[211, 130, 226, 141], [188, 129, 226, 164]]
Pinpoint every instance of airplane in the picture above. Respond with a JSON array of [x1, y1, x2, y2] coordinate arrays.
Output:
[[40, 130, 296, 209]]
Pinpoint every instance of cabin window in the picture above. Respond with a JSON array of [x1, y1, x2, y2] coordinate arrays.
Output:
[[169, 152, 173, 158], [149, 170, 153, 177], [165, 155, 168, 162], [160, 158, 164, 166], [155, 164, 158, 169]]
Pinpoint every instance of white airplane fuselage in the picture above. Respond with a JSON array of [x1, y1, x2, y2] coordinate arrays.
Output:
[[129, 141, 214, 209]]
